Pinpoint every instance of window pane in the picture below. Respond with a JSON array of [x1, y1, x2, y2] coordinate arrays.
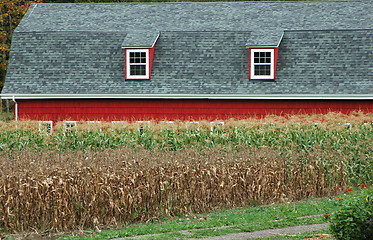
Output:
[[130, 65, 146, 76], [129, 51, 147, 64], [129, 52, 135, 63], [254, 51, 271, 64], [254, 52, 259, 63], [254, 65, 271, 76], [265, 52, 271, 63], [130, 52, 141, 63]]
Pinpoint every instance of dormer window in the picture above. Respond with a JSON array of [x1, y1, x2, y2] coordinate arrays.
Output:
[[249, 48, 277, 80], [125, 49, 150, 80]]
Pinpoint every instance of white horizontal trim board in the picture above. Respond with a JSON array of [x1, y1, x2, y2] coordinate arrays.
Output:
[[1, 94, 373, 100]]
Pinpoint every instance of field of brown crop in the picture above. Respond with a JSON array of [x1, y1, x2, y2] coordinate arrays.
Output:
[[0, 147, 347, 232]]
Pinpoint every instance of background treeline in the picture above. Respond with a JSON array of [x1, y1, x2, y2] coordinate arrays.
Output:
[[0, 0, 317, 93]]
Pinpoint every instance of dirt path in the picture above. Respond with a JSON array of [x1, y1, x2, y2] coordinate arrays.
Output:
[[115, 223, 329, 240], [188, 223, 329, 240]]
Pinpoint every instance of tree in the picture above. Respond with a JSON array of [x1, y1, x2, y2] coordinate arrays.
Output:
[[0, 0, 43, 90]]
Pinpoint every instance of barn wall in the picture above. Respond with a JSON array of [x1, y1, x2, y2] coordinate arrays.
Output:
[[17, 99, 373, 122]]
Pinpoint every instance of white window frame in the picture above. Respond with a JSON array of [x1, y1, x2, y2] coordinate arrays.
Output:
[[126, 49, 149, 79], [136, 121, 150, 132], [186, 121, 200, 130], [64, 121, 77, 132], [160, 121, 175, 124], [210, 121, 225, 131], [87, 121, 101, 124], [111, 121, 126, 124], [39, 121, 53, 135], [87, 121, 102, 132], [250, 49, 275, 80]]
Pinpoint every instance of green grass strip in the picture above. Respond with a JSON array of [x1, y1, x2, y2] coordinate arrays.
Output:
[[58, 197, 338, 240]]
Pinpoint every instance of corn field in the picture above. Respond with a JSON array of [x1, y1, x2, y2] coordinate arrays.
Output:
[[0, 113, 372, 153], [0, 113, 372, 232], [1, 148, 348, 232]]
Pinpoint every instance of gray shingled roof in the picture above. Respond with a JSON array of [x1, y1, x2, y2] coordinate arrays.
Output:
[[122, 31, 159, 48], [2, 1, 373, 98]]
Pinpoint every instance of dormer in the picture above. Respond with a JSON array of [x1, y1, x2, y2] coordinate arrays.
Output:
[[246, 31, 283, 80], [122, 31, 159, 80]]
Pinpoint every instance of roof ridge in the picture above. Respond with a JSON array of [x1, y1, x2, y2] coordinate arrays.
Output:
[[160, 30, 251, 33], [36, 0, 367, 4], [284, 28, 373, 32], [15, 30, 128, 33]]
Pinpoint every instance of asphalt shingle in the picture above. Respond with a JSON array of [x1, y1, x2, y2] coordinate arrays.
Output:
[[2, 1, 372, 97], [122, 31, 159, 48]]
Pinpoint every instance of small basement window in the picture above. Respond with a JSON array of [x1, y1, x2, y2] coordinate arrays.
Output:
[[64, 121, 77, 132], [87, 121, 102, 132], [111, 121, 126, 130], [250, 49, 275, 80], [39, 121, 53, 135], [135, 121, 150, 132], [126, 49, 149, 79], [210, 121, 225, 131]]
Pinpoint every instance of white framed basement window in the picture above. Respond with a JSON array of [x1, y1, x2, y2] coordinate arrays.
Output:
[[210, 121, 225, 131], [87, 121, 102, 132], [39, 121, 53, 135], [250, 49, 275, 80], [64, 121, 77, 132], [135, 121, 151, 132], [126, 49, 150, 80]]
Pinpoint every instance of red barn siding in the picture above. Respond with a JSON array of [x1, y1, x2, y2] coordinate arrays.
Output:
[[17, 99, 373, 122]]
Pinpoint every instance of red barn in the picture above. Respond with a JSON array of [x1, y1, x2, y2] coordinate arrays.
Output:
[[1, 1, 372, 126]]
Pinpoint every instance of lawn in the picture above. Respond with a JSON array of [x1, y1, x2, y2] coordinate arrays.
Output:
[[57, 196, 339, 240]]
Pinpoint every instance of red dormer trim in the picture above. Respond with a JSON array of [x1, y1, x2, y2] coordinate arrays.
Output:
[[149, 46, 155, 77], [248, 47, 279, 80]]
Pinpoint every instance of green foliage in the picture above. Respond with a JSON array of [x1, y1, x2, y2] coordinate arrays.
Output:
[[0, 112, 13, 121], [0, 123, 370, 152], [329, 186, 373, 240]]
